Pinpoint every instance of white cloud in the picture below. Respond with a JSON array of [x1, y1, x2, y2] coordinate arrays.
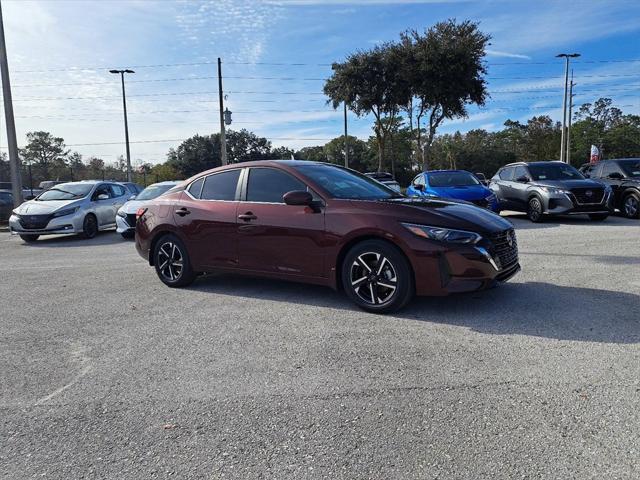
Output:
[[486, 50, 531, 60]]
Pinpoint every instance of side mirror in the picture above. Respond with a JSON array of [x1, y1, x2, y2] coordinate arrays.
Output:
[[97, 193, 109, 201], [283, 190, 313, 206], [608, 172, 623, 180], [516, 175, 530, 183], [128, 195, 137, 201], [414, 184, 425, 192]]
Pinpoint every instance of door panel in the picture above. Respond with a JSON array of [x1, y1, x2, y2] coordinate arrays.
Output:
[[237, 202, 325, 277]]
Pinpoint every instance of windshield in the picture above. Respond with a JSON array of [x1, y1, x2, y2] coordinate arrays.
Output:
[[619, 159, 640, 178], [296, 164, 401, 200], [528, 163, 584, 181], [428, 171, 479, 187], [136, 184, 175, 201], [37, 183, 93, 201]]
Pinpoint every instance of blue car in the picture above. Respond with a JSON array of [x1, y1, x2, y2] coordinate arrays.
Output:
[[407, 169, 500, 212]]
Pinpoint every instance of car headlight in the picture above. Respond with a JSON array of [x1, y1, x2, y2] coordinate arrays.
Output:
[[117, 210, 127, 218], [540, 186, 571, 195], [52, 206, 80, 218], [402, 223, 482, 244]]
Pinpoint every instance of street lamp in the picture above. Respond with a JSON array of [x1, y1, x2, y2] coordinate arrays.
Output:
[[556, 53, 580, 163], [109, 68, 135, 181]]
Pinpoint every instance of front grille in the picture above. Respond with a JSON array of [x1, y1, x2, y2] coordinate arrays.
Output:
[[570, 187, 604, 204], [18, 214, 51, 230], [488, 228, 519, 270], [125, 213, 137, 228]]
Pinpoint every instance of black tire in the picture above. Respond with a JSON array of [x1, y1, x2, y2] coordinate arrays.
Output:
[[153, 234, 196, 288], [589, 213, 609, 221], [120, 230, 135, 239], [19, 234, 39, 243], [341, 239, 414, 313], [81, 214, 98, 239], [527, 196, 544, 223], [622, 192, 640, 219]]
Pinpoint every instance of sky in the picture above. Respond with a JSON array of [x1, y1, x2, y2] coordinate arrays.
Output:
[[1, 0, 639, 166]]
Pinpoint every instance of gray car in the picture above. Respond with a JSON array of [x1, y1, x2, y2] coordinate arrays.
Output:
[[9, 180, 128, 242], [489, 161, 613, 222]]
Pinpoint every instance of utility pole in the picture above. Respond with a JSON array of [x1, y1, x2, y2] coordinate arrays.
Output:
[[0, 0, 23, 206], [217, 57, 228, 165], [109, 69, 134, 181], [566, 71, 575, 165], [556, 53, 580, 163], [343, 102, 349, 168]]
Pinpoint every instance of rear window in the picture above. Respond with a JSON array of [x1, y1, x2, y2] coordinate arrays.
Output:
[[201, 170, 241, 201]]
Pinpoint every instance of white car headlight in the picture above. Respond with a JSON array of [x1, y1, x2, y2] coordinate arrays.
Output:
[[52, 206, 80, 218], [402, 223, 482, 244], [540, 186, 571, 195]]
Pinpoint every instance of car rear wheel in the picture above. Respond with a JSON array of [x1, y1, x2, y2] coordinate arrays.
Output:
[[154, 234, 196, 288], [19, 234, 39, 243], [527, 197, 544, 223], [341, 239, 414, 313], [82, 214, 98, 239], [622, 192, 640, 219], [589, 213, 609, 221]]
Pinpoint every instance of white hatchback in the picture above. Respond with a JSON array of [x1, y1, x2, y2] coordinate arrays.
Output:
[[116, 181, 180, 238]]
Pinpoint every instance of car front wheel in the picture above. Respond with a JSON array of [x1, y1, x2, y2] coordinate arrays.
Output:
[[82, 214, 98, 239], [341, 239, 414, 313], [527, 196, 544, 222], [19, 234, 39, 243], [153, 234, 196, 288], [622, 192, 640, 219]]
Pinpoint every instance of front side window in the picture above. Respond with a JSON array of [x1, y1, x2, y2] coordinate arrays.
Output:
[[427, 171, 480, 187], [246, 168, 306, 203], [110, 184, 127, 197], [528, 163, 583, 181], [36, 183, 93, 201], [513, 166, 529, 181], [200, 170, 241, 201], [619, 159, 640, 178], [295, 164, 400, 200]]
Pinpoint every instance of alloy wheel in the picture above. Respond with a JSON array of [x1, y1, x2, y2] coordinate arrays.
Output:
[[624, 196, 639, 218], [157, 241, 184, 282], [528, 198, 542, 222], [350, 252, 398, 306]]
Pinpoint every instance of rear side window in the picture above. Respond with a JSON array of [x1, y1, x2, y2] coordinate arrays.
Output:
[[498, 167, 514, 180], [187, 178, 204, 199], [246, 168, 306, 203], [201, 170, 241, 201]]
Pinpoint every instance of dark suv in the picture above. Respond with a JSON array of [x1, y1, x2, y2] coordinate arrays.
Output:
[[490, 161, 612, 222], [581, 159, 640, 219]]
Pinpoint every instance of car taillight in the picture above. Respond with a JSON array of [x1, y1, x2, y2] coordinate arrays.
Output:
[[136, 207, 147, 219]]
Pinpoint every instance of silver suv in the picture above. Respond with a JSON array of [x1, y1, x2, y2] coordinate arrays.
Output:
[[9, 180, 128, 242], [489, 161, 613, 222]]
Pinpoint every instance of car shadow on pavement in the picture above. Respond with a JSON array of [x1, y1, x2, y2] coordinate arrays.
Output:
[[16, 231, 123, 248], [190, 275, 639, 344], [402, 281, 640, 344]]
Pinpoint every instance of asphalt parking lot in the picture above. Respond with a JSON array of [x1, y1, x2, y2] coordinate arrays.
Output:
[[1, 214, 639, 479]]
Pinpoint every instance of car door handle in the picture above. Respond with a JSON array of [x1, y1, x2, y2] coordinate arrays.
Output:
[[175, 207, 191, 216], [238, 212, 257, 221]]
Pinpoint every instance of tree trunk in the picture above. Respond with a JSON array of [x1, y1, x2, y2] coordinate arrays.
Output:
[[377, 139, 384, 173], [422, 143, 431, 172]]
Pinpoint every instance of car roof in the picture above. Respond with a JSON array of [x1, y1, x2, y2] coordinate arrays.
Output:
[[145, 181, 180, 187], [182, 159, 332, 184], [424, 169, 472, 174], [503, 161, 566, 167]]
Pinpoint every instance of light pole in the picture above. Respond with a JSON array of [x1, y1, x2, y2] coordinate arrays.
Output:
[[109, 69, 134, 181], [556, 53, 580, 163]]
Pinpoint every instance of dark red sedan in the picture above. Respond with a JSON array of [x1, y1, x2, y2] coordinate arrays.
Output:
[[135, 161, 519, 313]]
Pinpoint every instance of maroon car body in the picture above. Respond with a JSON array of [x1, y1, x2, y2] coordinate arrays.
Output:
[[135, 160, 519, 312]]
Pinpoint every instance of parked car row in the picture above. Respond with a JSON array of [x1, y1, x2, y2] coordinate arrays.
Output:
[[405, 159, 639, 222]]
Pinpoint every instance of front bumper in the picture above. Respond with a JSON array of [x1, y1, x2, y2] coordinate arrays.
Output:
[[544, 190, 613, 215], [8, 213, 83, 236], [116, 213, 136, 233]]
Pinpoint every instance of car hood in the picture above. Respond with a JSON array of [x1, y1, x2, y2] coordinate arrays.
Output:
[[118, 199, 148, 215], [429, 184, 492, 200], [531, 179, 605, 189], [14, 199, 80, 215], [380, 197, 512, 234]]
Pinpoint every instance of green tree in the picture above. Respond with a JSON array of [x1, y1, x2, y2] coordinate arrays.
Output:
[[226, 129, 274, 162], [324, 135, 372, 172], [400, 20, 490, 170], [166, 134, 221, 178], [324, 43, 410, 172], [296, 146, 325, 162], [20, 131, 69, 180]]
